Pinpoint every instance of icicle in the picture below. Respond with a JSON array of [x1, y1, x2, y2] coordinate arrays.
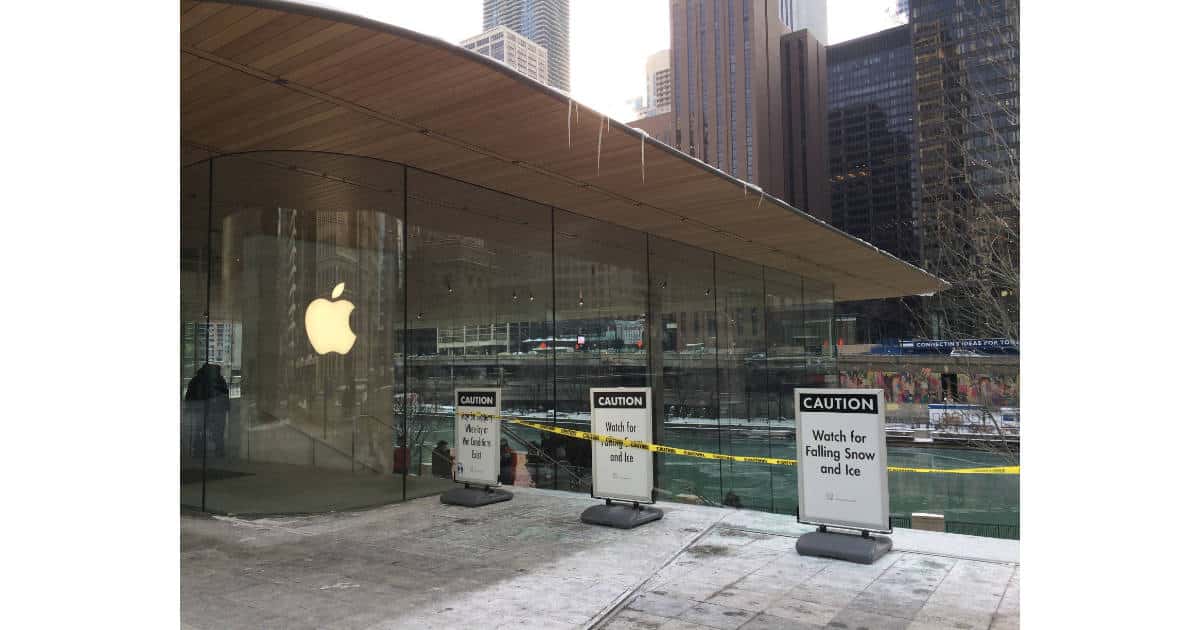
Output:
[[567, 98, 573, 148], [743, 180, 748, 197], [756, 189, 765, 209], [597, 115, 606, 175], [641, 132, 646, 184]]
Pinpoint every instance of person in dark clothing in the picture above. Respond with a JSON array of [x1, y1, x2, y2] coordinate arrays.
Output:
[[524, 439, 546, 488], [431, 440, 453, 478], [499, 439, 516, 485], [184, 363, 230, 458]]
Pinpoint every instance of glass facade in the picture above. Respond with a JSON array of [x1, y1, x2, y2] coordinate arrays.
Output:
[[828, 24, 918, 265], [827, 24, 920, 343], [181, 151, 835, 515]]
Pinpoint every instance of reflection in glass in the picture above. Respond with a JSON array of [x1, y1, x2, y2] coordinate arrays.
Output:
[[649, 237, 719, 505], [178, 151, 844, 518], [765, 267, 808, 515], [180, 160, 211, 510], [405, 170, 553, 497], [715, 255, 770, 511], [553, 210, 649, 491], [183, 152, 406, 514]]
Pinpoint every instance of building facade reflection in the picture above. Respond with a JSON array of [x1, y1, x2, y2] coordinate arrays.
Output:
[[181, 151, 836, 515]]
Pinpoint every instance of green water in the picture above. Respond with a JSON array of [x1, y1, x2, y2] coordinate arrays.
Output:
[[656, 428, 1020, 530]]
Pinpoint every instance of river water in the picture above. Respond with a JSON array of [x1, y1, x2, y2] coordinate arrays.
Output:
[[655, 428, 1020, 531], [429, 417, 1020, 536]]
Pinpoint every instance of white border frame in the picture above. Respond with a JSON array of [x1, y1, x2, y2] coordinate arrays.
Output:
[[794, 388, 890, 533], [453, 388, 502, 487], [589, 387, 654, 504]]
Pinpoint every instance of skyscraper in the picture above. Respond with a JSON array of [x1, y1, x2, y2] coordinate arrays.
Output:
[[779, 28, 830, 219], [668, 0, 787, 187], [780, 0, 828, 43], [827, 24, 917, 263], [826, 24, 919, 342], [645, 49, 672, 116], [909, 0, 1019, 338], [483, 0, 570, 92], [462, 26, 550, 86], [665, 1, 828, 204], [629, 50, 672, 119]]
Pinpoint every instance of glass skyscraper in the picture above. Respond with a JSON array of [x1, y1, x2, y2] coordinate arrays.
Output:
[[826, 24, 919, 343], [827, 24, 917, 265]]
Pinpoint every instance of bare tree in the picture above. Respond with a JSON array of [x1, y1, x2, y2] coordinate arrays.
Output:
[[905, 0, 1020, 342], [904, 0, 1020, 463]]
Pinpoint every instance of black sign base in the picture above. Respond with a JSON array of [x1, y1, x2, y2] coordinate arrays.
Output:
[[440, 485, 513, 508], [580, 503, 663, 529], [795, 530, 892, 564]]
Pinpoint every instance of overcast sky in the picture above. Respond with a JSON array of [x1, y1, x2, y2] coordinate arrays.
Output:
[[308, 1, 905, 122]]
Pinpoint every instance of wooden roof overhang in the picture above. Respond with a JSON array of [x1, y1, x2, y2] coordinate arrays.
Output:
[[181, 0, 948, 301]]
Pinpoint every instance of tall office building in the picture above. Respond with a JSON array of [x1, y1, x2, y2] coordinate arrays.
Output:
[[483, 0, 570, 92], [629, 50, 672, 119], [780, 0, 828, 43], [666, 0, 828, 208], [462, 26, 550, 86], [826, 24, 919, 342], [779, 28, 830, 219], [909, 0, 1019, 337], [645, 49, 672, 116], [668, 0, 786, 188], [827, 24, 917, 263]]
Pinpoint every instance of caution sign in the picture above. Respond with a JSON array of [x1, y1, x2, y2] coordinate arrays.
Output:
[[795, 388, 890, 532], [590, 387, 653, 504], [454, 389, 501, 487]]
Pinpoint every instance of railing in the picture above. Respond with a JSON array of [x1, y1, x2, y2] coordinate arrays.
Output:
[[250, 411, 387, 474], [350, 413, 395, 474], [500, 423, 590, 490], [946, 521, 1020, 540], [889, 514, 1019, 540]]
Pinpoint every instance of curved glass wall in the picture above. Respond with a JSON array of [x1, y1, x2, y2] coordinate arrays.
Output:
[[182, 152, 406, 514], [180, 150, 837, 515]]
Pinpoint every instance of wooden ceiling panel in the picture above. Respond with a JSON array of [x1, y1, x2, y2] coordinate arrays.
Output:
[[180, 0, 946, 302]]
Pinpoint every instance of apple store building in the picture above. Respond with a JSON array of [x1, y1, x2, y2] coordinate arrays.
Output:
[[181, 0, 944, 516]]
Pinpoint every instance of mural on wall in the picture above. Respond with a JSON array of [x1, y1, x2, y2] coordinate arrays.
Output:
[[838, 367, 1019, 412]]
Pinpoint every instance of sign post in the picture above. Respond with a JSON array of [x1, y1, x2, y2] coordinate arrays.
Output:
[[793, 388, 892, 564], [580, 387, 662, 529], [440, 388, 513, 507]]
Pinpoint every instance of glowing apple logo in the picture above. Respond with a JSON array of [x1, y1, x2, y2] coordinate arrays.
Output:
[[305, 282, 356, 355]]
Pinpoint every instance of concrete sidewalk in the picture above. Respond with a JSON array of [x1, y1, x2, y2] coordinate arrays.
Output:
[[181, 486, 1018, 629]]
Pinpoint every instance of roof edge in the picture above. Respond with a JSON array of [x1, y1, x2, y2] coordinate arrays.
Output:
[[189, 0, 949, 296]]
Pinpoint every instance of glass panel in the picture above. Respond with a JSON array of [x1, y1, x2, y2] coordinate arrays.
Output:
[[180, 159, 210, 510], [197, 151, 405, 514], [405, 169, 554, 498], [803, 278, 836, 384], [553, 210, 649, 492], [649, 237, 719, 506], [764, 267, 809, 516], [714, 255, 770, 511]]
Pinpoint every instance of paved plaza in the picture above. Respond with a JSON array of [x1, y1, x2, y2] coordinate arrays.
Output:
[[181, 486, 1018, 629]]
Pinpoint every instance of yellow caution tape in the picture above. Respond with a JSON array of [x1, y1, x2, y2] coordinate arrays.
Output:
[[459, 411, 1019, 475], [886, 465, 1020, 475]]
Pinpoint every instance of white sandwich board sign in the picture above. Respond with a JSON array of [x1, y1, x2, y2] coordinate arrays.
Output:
[[590, 387, 653, 504], [454, 388, 502, 487], [794, 388, 890, 532]]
